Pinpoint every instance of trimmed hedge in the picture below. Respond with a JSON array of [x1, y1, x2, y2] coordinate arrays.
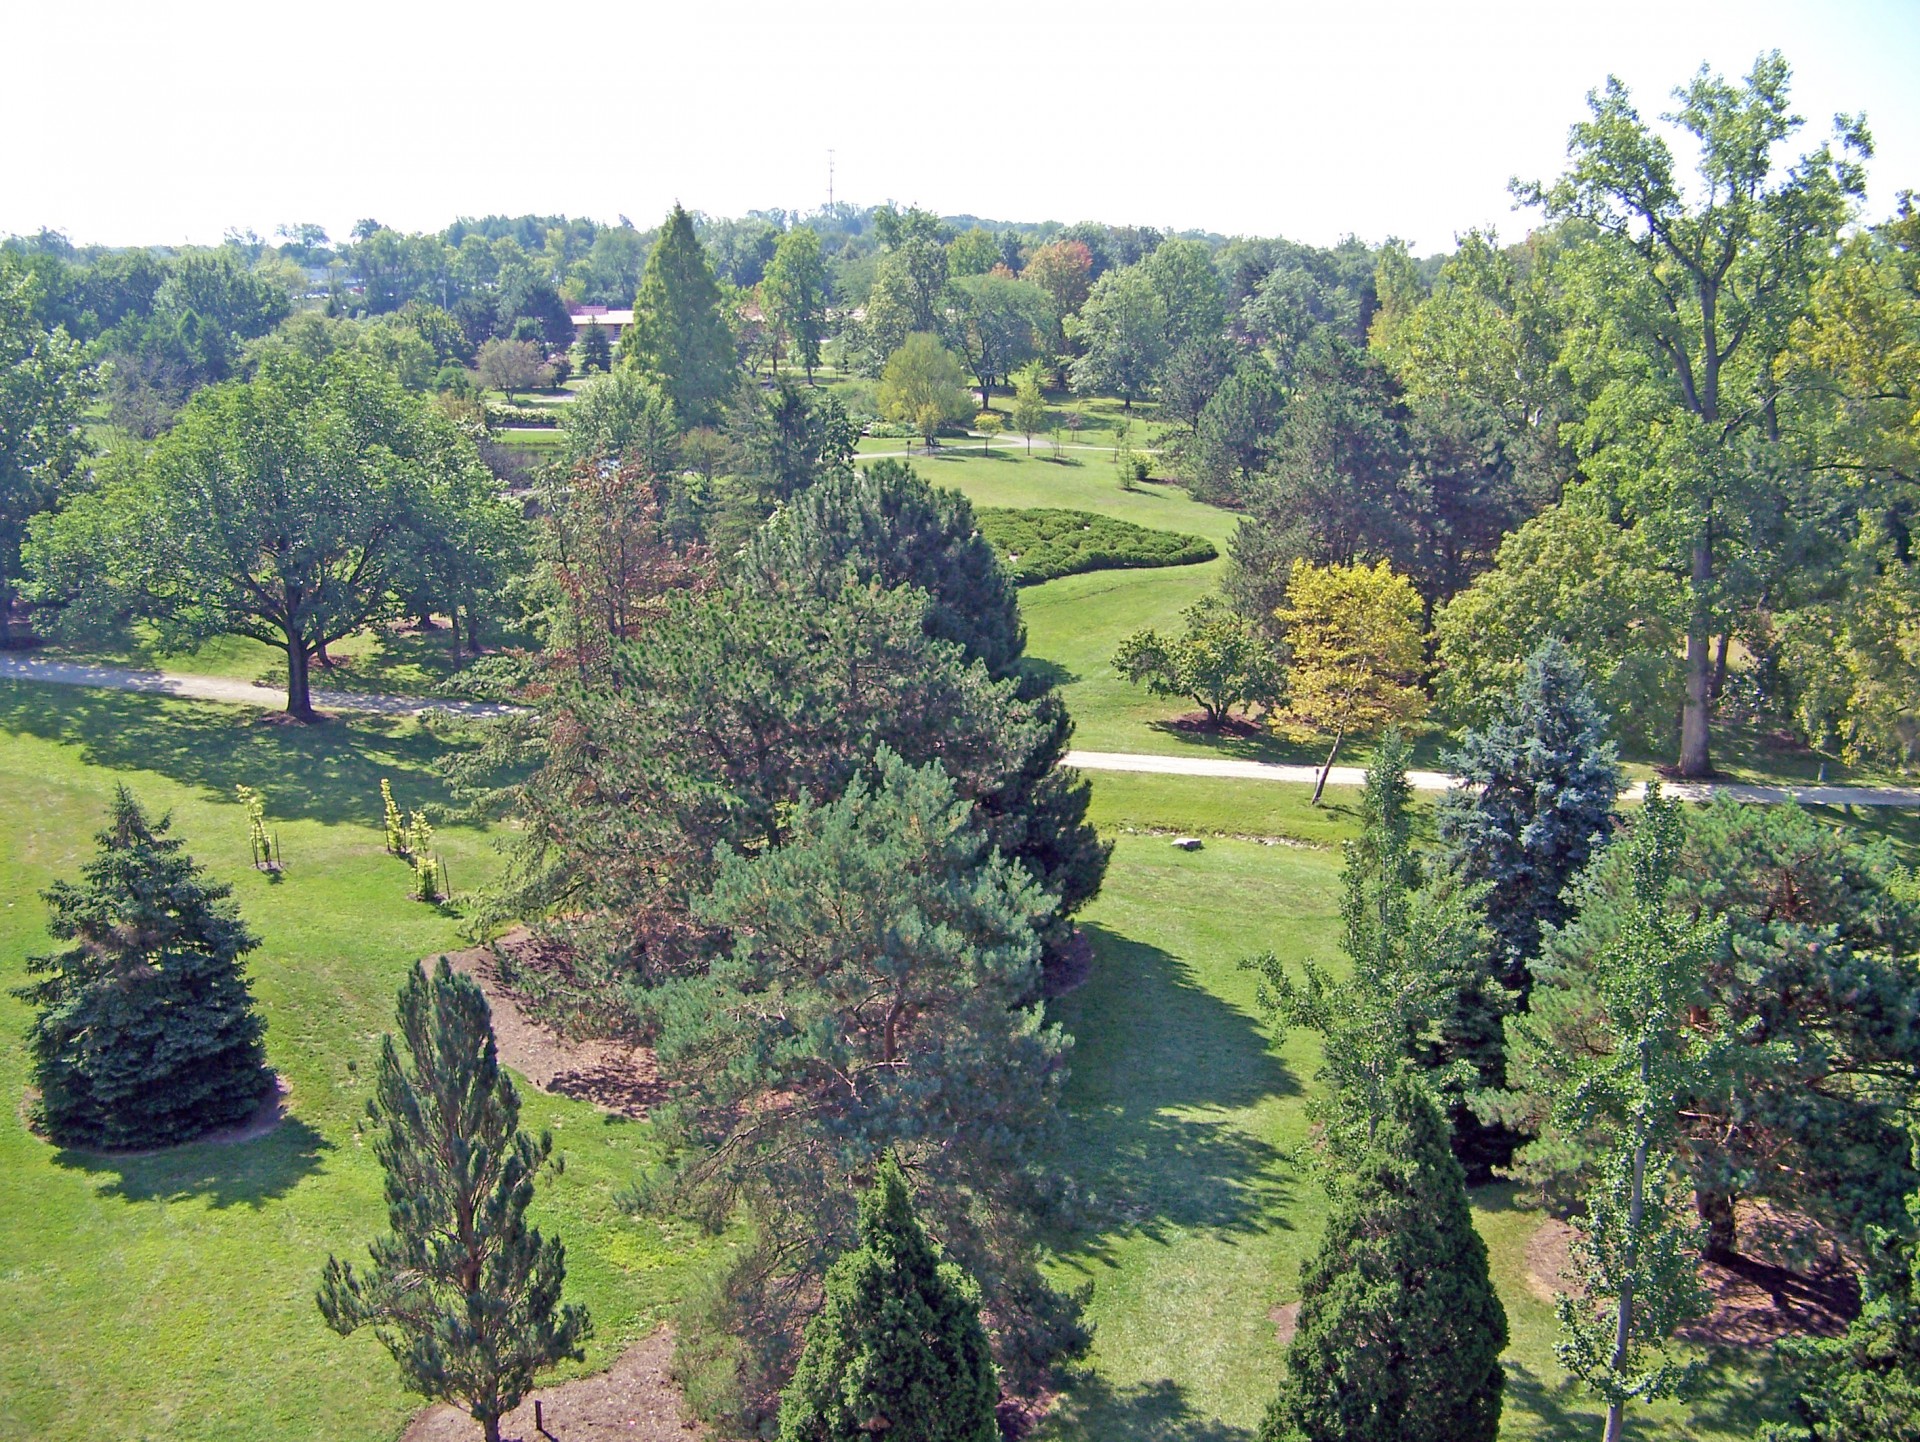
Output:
[[974, 508, 1217, 586]]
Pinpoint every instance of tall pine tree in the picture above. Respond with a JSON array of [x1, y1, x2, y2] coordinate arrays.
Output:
[[622, 203, 736, 426], [19, 786, 270, 1149], [318, 960, 590, 1442], [1260, 1072, 1508, 1442], [778, 1156, 1000, 1442], [1438, 638, 1622, 998]]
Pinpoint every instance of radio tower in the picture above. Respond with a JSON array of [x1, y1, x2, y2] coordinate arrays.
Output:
[[827, 149, 835, 213]]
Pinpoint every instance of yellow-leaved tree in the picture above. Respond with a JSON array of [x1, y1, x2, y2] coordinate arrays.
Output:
[[1276, 558, 1428, 804]]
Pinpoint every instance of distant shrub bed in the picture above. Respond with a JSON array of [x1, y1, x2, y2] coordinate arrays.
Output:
[[975, 508, 1217, 585]]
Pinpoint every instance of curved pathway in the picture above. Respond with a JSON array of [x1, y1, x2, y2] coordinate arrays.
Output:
[[1063, 748, 1920, 809], [0, 653, 519, 719], [3, 655, 1914, 807]]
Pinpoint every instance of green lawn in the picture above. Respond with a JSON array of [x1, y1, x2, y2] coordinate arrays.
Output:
[[0, 682, 719, 1441], [1036, 821, 1787, 1442]]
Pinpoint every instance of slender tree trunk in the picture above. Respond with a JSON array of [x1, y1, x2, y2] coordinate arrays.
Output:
[[285, 637, 316, 720], [466, 609, 482, 657], [1311, 723, 1347, 807], [1709, 632, 1731, 704], [1604, 1133, 1648, 1442], [313, 637, 336, 669], [1678, 537, 1714, 777], [481, 1415, 502, 1442], [0, 579, 13, 647]]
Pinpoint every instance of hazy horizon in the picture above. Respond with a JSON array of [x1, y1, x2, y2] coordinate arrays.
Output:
[[10, 0, 1919, 253]]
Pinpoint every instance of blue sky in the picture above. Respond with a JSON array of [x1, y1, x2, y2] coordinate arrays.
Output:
[[8, 0, 1918, 250]]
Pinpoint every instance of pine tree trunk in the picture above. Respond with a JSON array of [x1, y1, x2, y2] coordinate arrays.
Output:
[[1678, 538, 1714, 777], [286, 637, 316, 721], [1697, 1186, 1738, 1262]]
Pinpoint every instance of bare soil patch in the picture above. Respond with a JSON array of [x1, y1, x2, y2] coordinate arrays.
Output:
[[1269, 1301, 1300, 1346], [433, 936, 664, 1119], [404, 1328, 702, 1442], [1524, 1203, 1859, 1348]]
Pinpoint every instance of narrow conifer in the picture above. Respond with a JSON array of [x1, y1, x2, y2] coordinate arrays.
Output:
[[318, 959, 589, 1442], [1261, 1074, 1508, 1442], [19, 786, 270, 1149], [779, 1155, 1000, 1442]]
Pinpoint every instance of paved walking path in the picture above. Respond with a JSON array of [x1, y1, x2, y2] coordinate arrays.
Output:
[[0, 654, 518, 719], [4, 657, 1915, 807], [1062, 749, 1920, 809]]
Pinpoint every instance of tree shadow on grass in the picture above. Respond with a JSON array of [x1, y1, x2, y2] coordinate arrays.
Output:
[[1502, 1363, 1596, 1442], [1049, 925, 1298, 1258], [53, 1116, 331, 1210], [1041, 1371, 1256, 1442], [0, 678, 469, 828]]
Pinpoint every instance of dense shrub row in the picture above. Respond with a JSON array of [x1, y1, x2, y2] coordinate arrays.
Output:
[[973, 506, 1216, 585]]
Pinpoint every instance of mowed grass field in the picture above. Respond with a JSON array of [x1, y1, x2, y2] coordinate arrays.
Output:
[[0, 688, 1791, 1440]]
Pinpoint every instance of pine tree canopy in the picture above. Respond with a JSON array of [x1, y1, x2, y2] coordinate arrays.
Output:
[[778, 1156, 1000, 1442], [317, 959, 589, 1442], [19, 785, 269, 1149], [1261, 1073, 1508, 1442]]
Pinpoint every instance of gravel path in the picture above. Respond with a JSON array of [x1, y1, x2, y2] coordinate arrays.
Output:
[[0, 653, 520, 719]]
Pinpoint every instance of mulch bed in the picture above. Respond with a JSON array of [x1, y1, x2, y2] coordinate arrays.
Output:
[[23, 1071, 290, 1156], [1524, 1202, 1860, 1348], [403, 1328, 703, 1442], [1160, 712, 1271, 739], [431, 936, 665, 1119]]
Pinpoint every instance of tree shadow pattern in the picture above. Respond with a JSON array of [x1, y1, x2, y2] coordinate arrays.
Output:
[[53, 1116, 331, 1210]]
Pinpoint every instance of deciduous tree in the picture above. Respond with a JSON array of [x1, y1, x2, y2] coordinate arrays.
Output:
[[879, 333, 972, 449], [762, 227, 830, 383], [1113, 597, 1283, 726]]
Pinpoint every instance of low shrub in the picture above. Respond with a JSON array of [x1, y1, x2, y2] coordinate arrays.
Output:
[[974, 507, 1217, 585]]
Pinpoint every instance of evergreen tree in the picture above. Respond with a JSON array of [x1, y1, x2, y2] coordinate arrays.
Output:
[[778, 1156, 1000, 1442], [577, 320, 612, 374], [1260, 1072, 1507, 1442], [621, 203, 735, 426], [1771, 1126, 1920, 1442], [18, 787, 270, 1149], [318, 959, 590, 1442], [1438, 638, 1622, 998]]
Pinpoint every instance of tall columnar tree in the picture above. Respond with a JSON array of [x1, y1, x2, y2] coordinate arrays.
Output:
[[1513, 787, 1717, 1442], [730, 376, 859, 507], [1437, 639, 1622, 997], [1259, 1073, 1508, 1442], [318, 959, 590, 1442], [622, 203, 736, 426], [18, 787, 270, 1149], [778, 1156, 1000, 1442], [576, 319, 612, 373], [1520, 53, 1869, 777], [25, 352, 479, 718], [761, 226, 830, 383]]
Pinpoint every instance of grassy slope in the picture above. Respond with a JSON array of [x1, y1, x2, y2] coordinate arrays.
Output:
[[0, 681, 719, 1442]]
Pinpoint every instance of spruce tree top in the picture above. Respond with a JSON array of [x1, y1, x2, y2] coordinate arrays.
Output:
[[1439, 638, 1621, 991], [779, 1155, 1000, 1442], [19, 786, 269, 1149]]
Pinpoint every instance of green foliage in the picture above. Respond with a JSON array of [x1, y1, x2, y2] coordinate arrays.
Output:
[[1433, 499, 1685, 751], [0, 254, 94, 641], [576, 319, 612, 373], [235, 783, 280, 871], [975, 507, 1216, 586], [1009, 362, 1049, 450], [779, 1156, 1000, 1442], [317, 959, 590, 1442], [473, 336, 548, 399], [560, 366, 680, 472], [622, 203, 736, 426], [1437, 639, 1621, 995], [879, 333, 973, 446], [381, 777, 405, 854], [1515, 788, 1718, 1432], [762, 227, 830, 381], [26, 351, 489, 718], [17, 786, 270, 1149], [1112, 596, 1282, 725], [730, 376, 858, 506], [1770, 1127, 1920, 1442], [1259, 1074, 1507, 1442], [738, 459, 1025, 678], [652, 754, 1079, 1413], [1068, 264, 1168, 409]]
